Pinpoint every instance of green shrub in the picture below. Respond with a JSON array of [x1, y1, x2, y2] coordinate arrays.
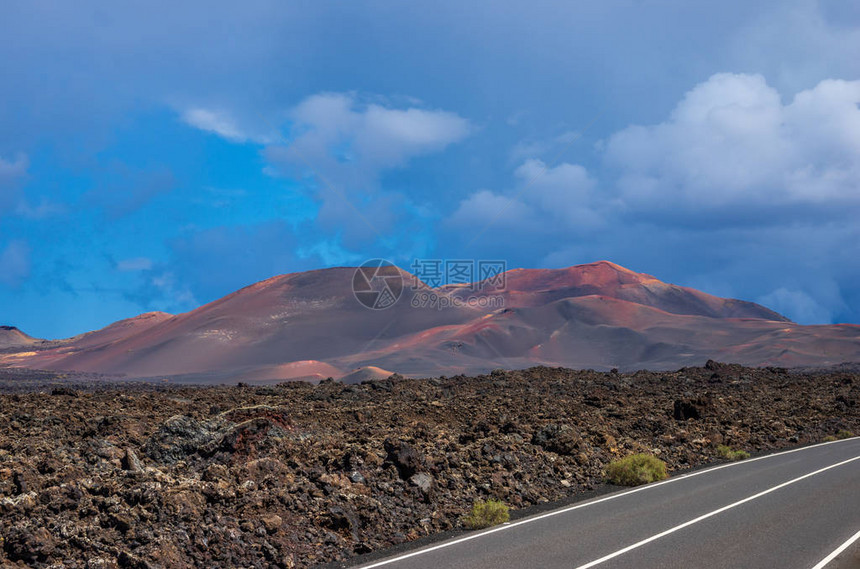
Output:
[[823, 435, 838, 442], [716, 445, 750, 461], [836, 429, 855, 440], [605, 453, 667, 486], [463, 499, 510, 529]]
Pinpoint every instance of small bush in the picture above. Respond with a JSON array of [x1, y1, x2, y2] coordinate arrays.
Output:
[[605, 453, 667, 486], [823, 435, 838, 442], [463, 499, 510, 529], [836, 429, 855, 440], [716, 445, 750, 461]]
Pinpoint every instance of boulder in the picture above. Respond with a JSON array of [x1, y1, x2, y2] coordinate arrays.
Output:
[[384, 439, 424, 479], [531, 424, 583, 455], [673, 397, 709, 421]]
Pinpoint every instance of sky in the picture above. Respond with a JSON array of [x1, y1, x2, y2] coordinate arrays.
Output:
[[1, 1, 859, 338]]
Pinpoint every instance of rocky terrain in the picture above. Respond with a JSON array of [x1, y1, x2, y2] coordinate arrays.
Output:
[[1, 362, 859, 568]]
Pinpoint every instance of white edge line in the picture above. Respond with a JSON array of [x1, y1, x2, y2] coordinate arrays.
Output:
[[357, 436, 860, 569], [810, 528, 860, 569], [573, 454, 860, 569]]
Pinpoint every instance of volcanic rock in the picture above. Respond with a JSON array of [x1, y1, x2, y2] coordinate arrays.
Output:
[[0, 364, 858, 567]]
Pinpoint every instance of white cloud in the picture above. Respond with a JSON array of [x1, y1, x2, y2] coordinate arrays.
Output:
[[0, 240, 31, 287], [270, 92, 471, 182], [262, 92, 471, 248], [448, 159, 603, 237], [757, 287, 833, 324], [448, 188, 536, 231], [605, 73, 860, 212], [181, 108, 273, 144], [514, 159, 601, 225], [360, 104, 471, 157]]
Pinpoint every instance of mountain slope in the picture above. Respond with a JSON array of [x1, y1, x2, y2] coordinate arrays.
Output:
[[2, 261, 857, 381], [1, 267, 477, 378]]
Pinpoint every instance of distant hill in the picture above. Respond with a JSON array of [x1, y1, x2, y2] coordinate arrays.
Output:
[[0, 326, 39, 350], [2, 261, 858, 382]]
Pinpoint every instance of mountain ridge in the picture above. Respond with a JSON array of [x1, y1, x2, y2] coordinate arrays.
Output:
[[2, 261, 857, 381]]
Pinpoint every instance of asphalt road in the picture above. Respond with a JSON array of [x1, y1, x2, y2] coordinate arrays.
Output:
[[356, 438, 860, 569]]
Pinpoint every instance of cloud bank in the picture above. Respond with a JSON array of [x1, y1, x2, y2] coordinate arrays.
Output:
[[447, 73, 860, 324], [3, 1, 860, 336], [606, 73, 860, 215]]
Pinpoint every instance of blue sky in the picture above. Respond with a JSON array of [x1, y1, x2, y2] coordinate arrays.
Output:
[[1, 1, 859, 338]]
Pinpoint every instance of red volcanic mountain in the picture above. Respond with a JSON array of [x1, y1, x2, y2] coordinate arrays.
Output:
[[3, 261, 859, 382], [444, 261, 786, 319]]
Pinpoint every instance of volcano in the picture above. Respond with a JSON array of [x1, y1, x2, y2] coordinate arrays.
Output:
[[3, 261, 859, 382]]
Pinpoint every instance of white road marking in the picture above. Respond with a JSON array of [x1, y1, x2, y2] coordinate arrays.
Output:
[[810, 528, 860, 569], [573, 455, 860, 569], [356, 437, 858, 569]]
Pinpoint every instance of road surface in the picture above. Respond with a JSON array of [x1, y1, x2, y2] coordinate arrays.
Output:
[[355, 438, 860, 569]]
